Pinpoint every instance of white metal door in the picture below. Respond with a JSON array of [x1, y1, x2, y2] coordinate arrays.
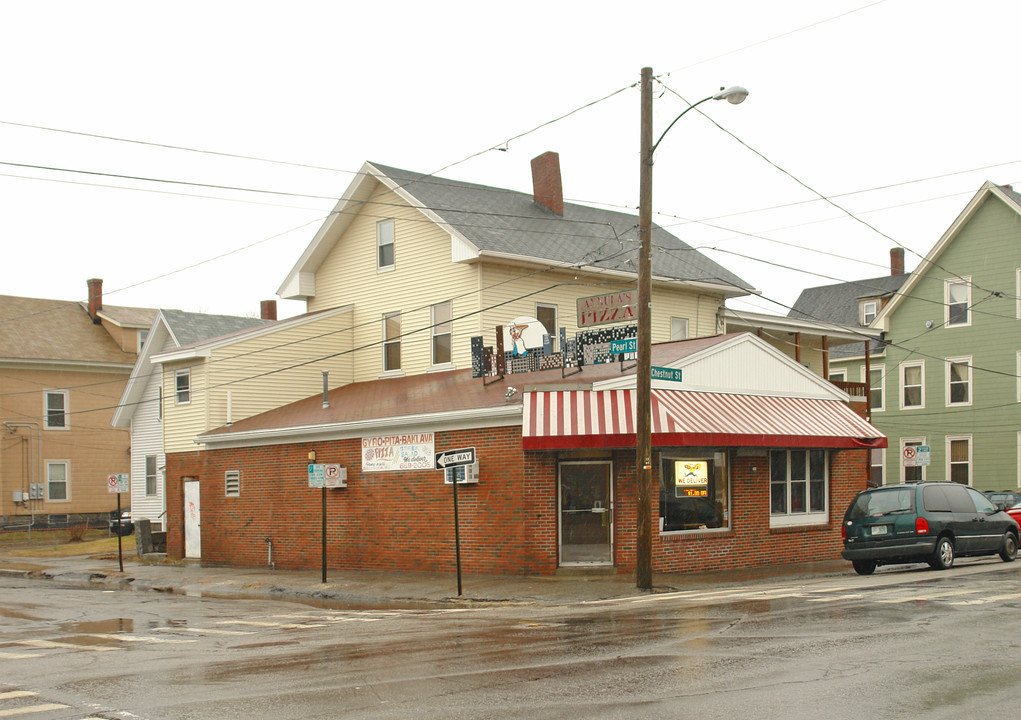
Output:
[[184, 479, 201, 559]]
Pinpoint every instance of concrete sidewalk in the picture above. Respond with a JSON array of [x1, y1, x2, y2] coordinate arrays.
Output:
[[0, 551, 852, 609]]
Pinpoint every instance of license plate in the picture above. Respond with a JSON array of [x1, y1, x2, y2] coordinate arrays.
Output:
[[870, 525, 889, 536]]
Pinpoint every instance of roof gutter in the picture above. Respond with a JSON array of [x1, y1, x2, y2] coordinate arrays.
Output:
[[195, 404, 523, 450]]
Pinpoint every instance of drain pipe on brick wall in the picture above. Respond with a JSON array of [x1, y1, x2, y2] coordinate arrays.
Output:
[[265, 537, 275, 570]]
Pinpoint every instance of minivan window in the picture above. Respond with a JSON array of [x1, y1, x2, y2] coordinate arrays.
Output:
[[945, 484, 974, 513], [848, 488, 914, 519], [922, 485, 952, 513], [967, 488, 997, 514]]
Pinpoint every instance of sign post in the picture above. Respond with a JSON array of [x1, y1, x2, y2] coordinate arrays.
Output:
[[107, 473, 129, 572], [435, 447, 476, 596]]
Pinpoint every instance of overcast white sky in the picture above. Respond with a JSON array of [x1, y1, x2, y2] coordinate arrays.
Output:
[[3, 0, 1019, 322]]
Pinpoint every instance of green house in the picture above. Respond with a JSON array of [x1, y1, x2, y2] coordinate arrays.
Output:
[[790, 182, 1021, 491]]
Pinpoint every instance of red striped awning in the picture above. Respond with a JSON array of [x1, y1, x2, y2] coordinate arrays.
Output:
[[522, 389, 886, 450]]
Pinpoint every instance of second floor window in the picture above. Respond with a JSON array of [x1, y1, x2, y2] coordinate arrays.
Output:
[[536, 304, 558, 349], [377, 219, 395, 270], [868, 366, 885, 411], [946, 278, 970, 326], [383, 312, 401, 372], [45, 390, 68, 429], [175, 369, 191, 404], [902, 362, 924, 409], [145, 455, 158, 496], [947, 358, 971, 406], [670, 317, 689, 340], [432, 302, 452, 365]]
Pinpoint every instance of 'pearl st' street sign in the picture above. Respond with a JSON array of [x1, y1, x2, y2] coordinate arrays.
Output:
[[435, 447, 476, 470]]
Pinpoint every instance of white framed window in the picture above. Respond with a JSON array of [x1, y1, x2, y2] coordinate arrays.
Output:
[[536, 303, 558, 350], [175, 369, 191, 404], [225, 470, 240, 497], [945, 278, 971, 327], [769, 449, 828, 527], [901, 437, 926, 483], [870, 448, 884, 487], [1016, 269, 1021, 320], [901, 361, 924, 409], [867, 365, 885, 412], [431, 301, 452, 367], [946, 357, 972, 406], [861, 300, 878, 325], [377, 219, 395, 270], [47, 460, 69, 501], [145, 455, 158, 496], [670, 317, 689, 340], [382, 312, 401, 373], [138, 329, 149, 352], [947, 436, 972, 486], [44, 390, 69, 429], [828, 369, 847, 382]]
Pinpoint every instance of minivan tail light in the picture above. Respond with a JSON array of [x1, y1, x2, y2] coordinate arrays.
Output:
[[841, 523, 847, 541], [916, 517, 930, 535]]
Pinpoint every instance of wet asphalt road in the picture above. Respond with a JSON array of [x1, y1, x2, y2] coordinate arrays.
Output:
[[2, 560, 1020, 719]]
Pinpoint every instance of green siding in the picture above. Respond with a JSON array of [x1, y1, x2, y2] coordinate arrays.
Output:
[[834, 194, 1021, 490]]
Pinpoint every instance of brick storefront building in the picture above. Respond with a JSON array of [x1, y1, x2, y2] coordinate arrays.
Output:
[[164, 334, 885, 576]]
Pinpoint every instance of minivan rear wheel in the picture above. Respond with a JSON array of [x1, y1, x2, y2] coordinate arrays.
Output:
[[852, 560, 877, 576], [999, 532, 1018, 562], [929, 536, 954, 570]]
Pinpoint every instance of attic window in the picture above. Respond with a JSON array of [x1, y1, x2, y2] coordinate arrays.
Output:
[[377, 219, 395, 270], [861, 300, 877, 325]]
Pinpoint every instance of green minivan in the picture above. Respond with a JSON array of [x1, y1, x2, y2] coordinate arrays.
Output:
[[841, 482, 1019, 575]]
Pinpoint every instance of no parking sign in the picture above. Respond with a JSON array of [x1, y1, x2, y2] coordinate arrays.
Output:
[[107, 473, 129, 493]]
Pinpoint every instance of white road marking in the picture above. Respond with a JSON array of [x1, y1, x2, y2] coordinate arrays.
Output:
[[16, 639, 118, 652], [153, 626, 255, 635], [0, 694, 35, 701], [0, 704, 69, 717]]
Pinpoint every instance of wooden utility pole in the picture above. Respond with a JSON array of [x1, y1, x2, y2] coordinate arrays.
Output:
[[635, 66, 654, 590]]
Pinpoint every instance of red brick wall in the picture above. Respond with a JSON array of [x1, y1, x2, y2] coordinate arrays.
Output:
[[166, 431, 869, 577], [165, 427, 560, 575]]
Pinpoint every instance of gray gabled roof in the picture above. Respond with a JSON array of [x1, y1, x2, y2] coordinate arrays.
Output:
[[160, 308, 270, 347], [788, 274, 909, 326], [279, 161, 753, 300], [368, 162, 751, 291]]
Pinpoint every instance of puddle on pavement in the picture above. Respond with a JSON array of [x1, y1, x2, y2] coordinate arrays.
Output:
[[0, 606, 42, 621], [61, 617, 134, 634]]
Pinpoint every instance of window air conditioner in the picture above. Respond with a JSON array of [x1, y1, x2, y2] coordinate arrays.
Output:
[[444, 462, 479, 484]]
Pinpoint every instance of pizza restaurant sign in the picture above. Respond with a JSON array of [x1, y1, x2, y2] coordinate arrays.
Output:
[[577, 290, 638, 328]]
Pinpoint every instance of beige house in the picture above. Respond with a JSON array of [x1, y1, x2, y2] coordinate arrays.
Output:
[[0, 279, 154, 526], [277, 152, 753, 385], [152, 305, 354, 455]]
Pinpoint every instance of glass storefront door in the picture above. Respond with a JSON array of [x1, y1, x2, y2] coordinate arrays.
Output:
[[559, 461, 613, 565]]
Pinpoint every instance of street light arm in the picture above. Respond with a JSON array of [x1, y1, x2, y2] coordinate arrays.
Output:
[[648, 95, 715, 159], [648, 85, 750, 159]]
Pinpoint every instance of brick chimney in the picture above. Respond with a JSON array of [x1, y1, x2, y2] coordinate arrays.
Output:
[[260, 300, 277, 321], [87, 278, 103, 324], [890, 247, 905, 276], [531, 151, 563, 216]]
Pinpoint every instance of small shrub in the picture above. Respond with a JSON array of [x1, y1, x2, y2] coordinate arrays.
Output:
[[66, 517, 89, 543]]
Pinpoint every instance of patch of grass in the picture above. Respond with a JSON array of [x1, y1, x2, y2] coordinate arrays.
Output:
[[0, 528, 135, 557]]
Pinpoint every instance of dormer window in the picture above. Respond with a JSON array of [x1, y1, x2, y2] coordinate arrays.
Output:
[[861, 300, 877, 326]]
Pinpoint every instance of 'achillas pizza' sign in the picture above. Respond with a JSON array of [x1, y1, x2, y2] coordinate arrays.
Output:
[[576, 290, 638, 328]]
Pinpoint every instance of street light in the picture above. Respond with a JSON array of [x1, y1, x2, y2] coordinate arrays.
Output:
[[635, 67, 748, 591]]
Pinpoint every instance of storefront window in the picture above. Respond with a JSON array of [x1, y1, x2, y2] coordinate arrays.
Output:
[[659, 452, 728, 532], [770, 449, 829, 527]]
